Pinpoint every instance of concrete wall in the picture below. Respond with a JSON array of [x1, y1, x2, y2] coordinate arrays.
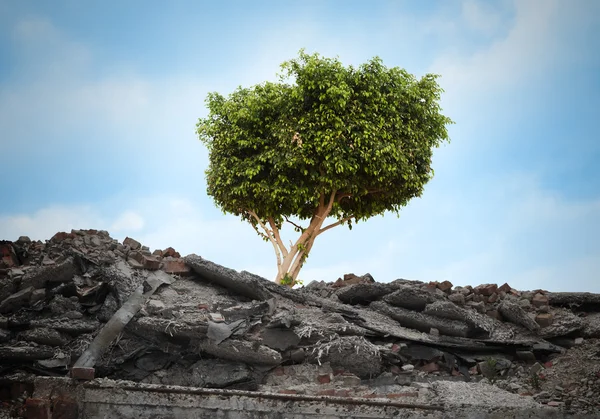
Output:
[[19, 377, 597, 419]]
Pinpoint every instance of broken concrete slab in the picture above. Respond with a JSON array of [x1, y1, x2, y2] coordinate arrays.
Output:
[[334, 282, 395, 305], [547, 292, 600, 311], [261, 328, 301, 351], [184, 255, 272, 301], [19, 328, 69, 346], [309, 336, 381, 378], [30, 318, 100, 335], [498, 300, 540, 331], [198, 339, 282, 366], [0, 345, 54, 360], [371, 301, 470, 338], [73, 270, 174, 372], [538, 310, 583, 338], [383, 285, 443, 311], [0, 286, 34, 314], [20, 259, 76, 290]]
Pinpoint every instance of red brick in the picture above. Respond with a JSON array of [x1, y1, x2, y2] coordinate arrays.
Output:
[[197, 304, 210, 310], [273, 367, 285, 376], [51, 232, 76, 243], [474, 283, 498, 296], [387, 392, 419, 399], [163, 247, 181, 258], [162, 258, 191, 276], [123, 237, 141, 250], [52, 396, 78, 419], [316, 374, 331, 384], [544, 361, 553, 368], [316, 389, 336, 396], [278, 389, 297, 395], [24, 398, 50, 419], [532, 293, 549, 308], [437, 280, 453, 292], [487, 292, 499, 303], [536, 313, 554, 327], [71, 366, 95, 380], [498, 283, 512, 293]]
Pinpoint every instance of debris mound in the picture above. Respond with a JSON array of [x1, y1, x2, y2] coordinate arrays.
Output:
[[0, 231, 599, 415]]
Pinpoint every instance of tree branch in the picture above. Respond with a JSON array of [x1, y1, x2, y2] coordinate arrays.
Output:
[[284, 216, 305, 232], [268, 217, 288, 257], [318, 216, 353, 236], [247, 210, 282, 269]]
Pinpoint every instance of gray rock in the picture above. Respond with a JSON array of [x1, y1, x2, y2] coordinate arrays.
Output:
[[539, 310, 583, 338], [0, 328, 10, 343], [191, 359, 255, 389], [448, 293, 465, 306], [20, 259, 76, 290], [0, 286, 34, 313], [335, 282, 395, 305], [184, 255, 272, 301], [498, 300, 540, 331], [0, 346, 54, 360], [423, 300, 495, 337], [582, 313, 600, 337], [371, 301, 470, 337], [261, 328, 301, 351], [310, 336, 381, 378], [383, 285, 442, 311]]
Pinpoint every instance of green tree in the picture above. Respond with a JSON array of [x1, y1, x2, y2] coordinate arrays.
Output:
[[197, 50, 452, 286]]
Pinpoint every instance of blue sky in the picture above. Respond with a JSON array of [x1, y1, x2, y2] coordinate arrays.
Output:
[[1, 0, 599, 291]]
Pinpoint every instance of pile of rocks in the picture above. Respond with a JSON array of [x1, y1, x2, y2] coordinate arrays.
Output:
[[0, 230, 599, 415]]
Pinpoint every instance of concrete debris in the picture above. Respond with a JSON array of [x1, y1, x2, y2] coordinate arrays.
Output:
[[0, 229, 599, 415]]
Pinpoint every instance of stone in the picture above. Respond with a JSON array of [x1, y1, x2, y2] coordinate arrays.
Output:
[[123, 237, 142, 250], [474, 284, 498, 296], [515, 351, 537, 362], [311, 336, 381, 378], [487, 293, 499, 304], [532, 293, 549, 308], [383, 285, 443, 311], [19, 328, 69, 346], [420, 361, 440, 373], [466, 301, 485, 314], [17, 236, 31, 244], [0, 346, 54, 360], [184, 254, 272, 301], [486, 310, 501, 320], [30, 288, 46, 305], [535, 313, 554, 328], [448, 293, 465, 306], [530, 362, 544, 375], [401, 364, 415, 372], [0, 286, 34, 313], [498, 300, 540, 331], [261, 328, 301, 351], [547, 292, 600, 311], [335, 282, 394, 305], [20, 259, 76, 290], [429, 327, 439, 336], [574, 337, 584, 345], [146, 299, 166, 315]]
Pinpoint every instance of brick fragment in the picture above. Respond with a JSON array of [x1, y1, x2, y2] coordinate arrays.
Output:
[[162, 258, 191, 276], [71, 366, 95, 380]]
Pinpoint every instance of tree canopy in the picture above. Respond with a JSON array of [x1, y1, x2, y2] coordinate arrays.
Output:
[[197, 50, 452, 285]]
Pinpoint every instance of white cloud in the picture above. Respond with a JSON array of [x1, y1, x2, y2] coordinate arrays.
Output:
[[110, 211, 145, 232]]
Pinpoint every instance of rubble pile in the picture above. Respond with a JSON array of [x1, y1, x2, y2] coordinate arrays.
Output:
[[0, 230, 599, 415]]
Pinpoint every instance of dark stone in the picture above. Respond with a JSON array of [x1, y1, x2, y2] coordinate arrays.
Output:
[[383, 285, 443, 311], [547, 292, 600, 312], [29, 318, 100, 335], [191, 359, 255, 389], [20, 259, 76, 290], [261, 328, 301, 351], [0, 286, 34, 313], [184, 255, 272, 301], [0, 346, 54, 360], [135, 351, 173, 372], [335, 283, 395, 305]]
